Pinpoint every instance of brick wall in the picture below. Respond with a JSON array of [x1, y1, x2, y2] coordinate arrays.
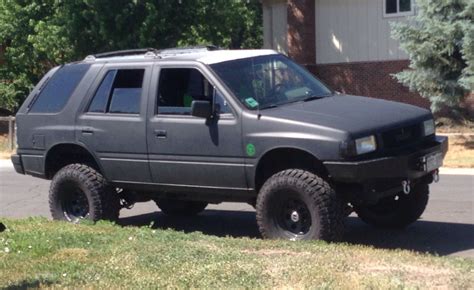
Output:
[[283, 0, 431, 109], [307, 60, 431, 109], [286, 0, 315, 65]]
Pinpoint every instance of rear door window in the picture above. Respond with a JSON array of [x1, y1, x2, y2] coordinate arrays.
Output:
[[29, 64, 91, 113], [88, 70, 117, 113], [87, 69, 144, 114]]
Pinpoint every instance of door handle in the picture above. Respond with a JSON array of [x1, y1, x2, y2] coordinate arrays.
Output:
[[154, 129, 167, 138], [81, 127, 94, 135]]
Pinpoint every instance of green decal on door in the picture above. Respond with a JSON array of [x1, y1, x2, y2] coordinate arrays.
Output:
[[246, 143, 256, 156]]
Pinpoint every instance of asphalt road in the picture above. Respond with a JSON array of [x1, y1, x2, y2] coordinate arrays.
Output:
[[1, 161, 473, 258]]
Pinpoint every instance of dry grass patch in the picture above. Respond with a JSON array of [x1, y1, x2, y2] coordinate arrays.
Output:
[[443, 135, 474, 168], [0, 134, 13, 159], [436, 117, 474, 134]]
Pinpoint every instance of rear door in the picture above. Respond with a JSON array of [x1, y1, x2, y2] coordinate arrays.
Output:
[[76, 63, 152, 183], [146, 63, 247, 191]]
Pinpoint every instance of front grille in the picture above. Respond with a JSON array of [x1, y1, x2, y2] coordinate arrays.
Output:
[[381, 123, 423, 149]]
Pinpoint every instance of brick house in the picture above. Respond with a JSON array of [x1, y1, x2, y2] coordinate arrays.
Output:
[[262, 0, 431, 108]]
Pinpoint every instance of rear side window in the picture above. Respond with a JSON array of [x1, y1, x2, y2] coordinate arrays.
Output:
[[88, 69, 144, 114], [29, 64, 91, 113]]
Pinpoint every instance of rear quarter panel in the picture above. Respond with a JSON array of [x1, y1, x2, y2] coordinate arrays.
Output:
[[15, 64, 103, 177]]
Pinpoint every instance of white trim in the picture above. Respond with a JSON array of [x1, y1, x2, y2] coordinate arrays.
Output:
[[383, 0, 415, 18]]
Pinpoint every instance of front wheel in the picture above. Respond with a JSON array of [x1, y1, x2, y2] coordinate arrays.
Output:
[[256, 169, 345, 241], [354, 183, 429, 228]]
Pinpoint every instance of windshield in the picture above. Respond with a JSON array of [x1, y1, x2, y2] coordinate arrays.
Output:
[[210, 54, 332, 110]]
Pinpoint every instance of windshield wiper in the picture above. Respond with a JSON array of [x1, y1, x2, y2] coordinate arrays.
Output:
[[302, 95, 325, 102], [259, 104, 279, 110]]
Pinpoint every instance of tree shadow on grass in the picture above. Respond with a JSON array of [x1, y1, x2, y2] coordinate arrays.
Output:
[[344, 216, 474, 256], [4, 279, 54, 290], [119, 209, 260, 238], [119, 209, 474, 256]]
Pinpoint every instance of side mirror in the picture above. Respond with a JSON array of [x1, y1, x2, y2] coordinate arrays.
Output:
[[191, 100, 212, 118]]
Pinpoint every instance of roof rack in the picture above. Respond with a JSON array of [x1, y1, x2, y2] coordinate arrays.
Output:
[[83, 45, 221, 61], [84, 48, 159, 61]]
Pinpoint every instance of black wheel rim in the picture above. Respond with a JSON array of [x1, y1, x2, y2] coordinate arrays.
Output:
[[274, 195, 312, 238], [60, 185, 89, 222]]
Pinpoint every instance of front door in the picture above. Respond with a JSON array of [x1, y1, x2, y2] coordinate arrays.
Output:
[[146, 64, 247, 192]]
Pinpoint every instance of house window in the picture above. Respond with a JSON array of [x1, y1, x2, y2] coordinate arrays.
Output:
[[384, 0, 414, 17]]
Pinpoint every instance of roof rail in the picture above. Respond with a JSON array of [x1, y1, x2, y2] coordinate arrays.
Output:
[[83, 45, 221, 61], [84, 48, 159, 61], [157, 45, 221, 57]]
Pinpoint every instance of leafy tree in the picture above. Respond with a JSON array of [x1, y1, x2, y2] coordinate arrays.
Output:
[[0, 0, 262, 111], [391, 0, 473, 113]]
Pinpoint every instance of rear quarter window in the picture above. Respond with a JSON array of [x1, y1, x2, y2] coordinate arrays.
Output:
[[29, 64, 91, 113]]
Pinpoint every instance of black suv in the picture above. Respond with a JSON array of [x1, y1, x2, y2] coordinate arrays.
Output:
[[11, 47, 447, 241]]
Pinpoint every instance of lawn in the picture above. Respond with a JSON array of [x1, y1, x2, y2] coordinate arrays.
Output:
[[0, 218, 472, 288]]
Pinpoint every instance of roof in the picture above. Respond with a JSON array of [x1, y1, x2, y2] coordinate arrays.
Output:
[[82, 49, 278, 65]]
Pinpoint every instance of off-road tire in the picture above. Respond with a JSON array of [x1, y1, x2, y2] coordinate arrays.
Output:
[[155, 199, 208, 216], [256, 169, 345, 241], [49, 164, 120, 222], [354, 183, 429, 228]]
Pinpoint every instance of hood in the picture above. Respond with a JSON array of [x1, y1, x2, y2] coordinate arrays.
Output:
[[260, 95, 432, 137]]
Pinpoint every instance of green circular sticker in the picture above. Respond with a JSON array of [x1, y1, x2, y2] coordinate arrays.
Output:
[[246, 143, 256, 156]]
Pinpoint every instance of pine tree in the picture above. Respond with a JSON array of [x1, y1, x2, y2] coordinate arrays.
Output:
[[391, 0, 473, 113]]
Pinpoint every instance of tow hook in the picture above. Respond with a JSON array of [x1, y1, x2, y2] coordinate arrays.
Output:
[[402, 180, 411, 194], [433, 169, 440, 183]]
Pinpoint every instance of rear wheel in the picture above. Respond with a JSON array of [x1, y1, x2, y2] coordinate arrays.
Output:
[[354, 183, 429, 228], [49, 164, 120, 222], [256, 169, 345, 241], [155, 199, 208, 216]]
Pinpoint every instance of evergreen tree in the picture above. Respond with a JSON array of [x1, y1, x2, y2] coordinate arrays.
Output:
[[391, 0, 473, 113]]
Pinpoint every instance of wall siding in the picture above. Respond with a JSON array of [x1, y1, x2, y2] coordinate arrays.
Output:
[[315, 0, 409, 64], [263, 1, 288, 54]]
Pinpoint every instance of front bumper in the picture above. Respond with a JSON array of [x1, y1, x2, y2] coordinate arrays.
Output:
[[324, 136, 448, 183]]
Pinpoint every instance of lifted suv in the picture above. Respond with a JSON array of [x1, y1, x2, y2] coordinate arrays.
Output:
[[12, 47, 447, 241]]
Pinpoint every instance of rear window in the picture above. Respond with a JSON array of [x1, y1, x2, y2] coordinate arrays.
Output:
[[29, 64, 91, 113]]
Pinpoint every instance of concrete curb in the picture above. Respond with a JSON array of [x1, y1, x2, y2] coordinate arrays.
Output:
[[0, 159, 12, 168], [438, 133, 474, 136], [1, 158, 473, 175], [439, 167, 474, 176]]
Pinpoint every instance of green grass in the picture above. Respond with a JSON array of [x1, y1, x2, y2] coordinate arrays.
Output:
[[0, 218, 472, 289]]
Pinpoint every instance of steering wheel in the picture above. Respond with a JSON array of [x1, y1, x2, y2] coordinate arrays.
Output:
[[269, 83, 288, 102]]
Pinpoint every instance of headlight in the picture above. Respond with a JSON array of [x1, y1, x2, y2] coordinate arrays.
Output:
[[423, 119, 435, 136], [355, 135, 377, 155]]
